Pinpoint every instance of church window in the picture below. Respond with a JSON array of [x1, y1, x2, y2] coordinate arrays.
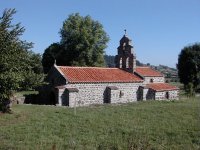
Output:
[[126, 57, 129, 68], [119, 91, 124, 98], [120, 58, 122, 68]]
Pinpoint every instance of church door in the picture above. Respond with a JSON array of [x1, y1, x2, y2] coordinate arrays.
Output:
[[50, 92, 56, 105], [165, 92, 169, 99]]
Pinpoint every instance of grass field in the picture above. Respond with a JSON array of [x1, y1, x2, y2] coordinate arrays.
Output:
[[0, 98, 199, 150]]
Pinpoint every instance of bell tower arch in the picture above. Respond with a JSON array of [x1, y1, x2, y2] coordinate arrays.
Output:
[[115, 30, 136, 73]]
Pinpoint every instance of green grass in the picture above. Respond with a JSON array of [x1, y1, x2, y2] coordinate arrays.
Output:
[[0, 98, 199, 150]]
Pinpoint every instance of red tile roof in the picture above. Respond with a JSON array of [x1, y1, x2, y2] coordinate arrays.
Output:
[[135, 67, 163, 77], [146, 83, 179, 91], [57, 66, 143, 83]]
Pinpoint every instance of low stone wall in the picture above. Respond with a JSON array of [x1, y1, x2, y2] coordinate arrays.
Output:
[[10, 96, 25, 105]]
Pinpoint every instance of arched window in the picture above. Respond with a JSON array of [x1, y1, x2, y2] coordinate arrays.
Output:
[[120, 58, 122, 68], [126, 57, 129, 68]]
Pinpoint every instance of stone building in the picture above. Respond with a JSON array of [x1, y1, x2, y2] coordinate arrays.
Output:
[[45, 33, 179, 107]]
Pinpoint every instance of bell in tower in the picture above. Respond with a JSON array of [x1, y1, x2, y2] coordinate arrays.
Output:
[[115, 30, 136, 73]]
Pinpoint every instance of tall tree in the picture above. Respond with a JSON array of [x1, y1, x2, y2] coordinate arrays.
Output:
[[0, 9, 44, 112], [177, 43, 200, 95], [42, 43, 61, 74], [42, 13, 109, 73]]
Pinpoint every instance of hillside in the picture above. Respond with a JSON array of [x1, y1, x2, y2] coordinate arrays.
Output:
[[104, 55, 178, 82], [151, 64, 178, 82], [0, 98, 199, 149]]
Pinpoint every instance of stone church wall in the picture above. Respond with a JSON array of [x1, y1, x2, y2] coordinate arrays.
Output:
[[168, 90, 179, 100], [155, 91, 166, 100], [107, 87, 120, 104], [47, 66, 66, 87], [155, 90, 179, 100], [143, 77, 165, 84], [58, 82, 143, 107], [142, 88, 149, 101]]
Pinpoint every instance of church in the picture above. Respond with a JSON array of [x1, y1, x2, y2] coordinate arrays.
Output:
[[46, 33, 179, 107]]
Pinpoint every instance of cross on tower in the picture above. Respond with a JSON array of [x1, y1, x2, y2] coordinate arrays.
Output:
[[115, 31, 136, 73], [124, 29, 127, 35]]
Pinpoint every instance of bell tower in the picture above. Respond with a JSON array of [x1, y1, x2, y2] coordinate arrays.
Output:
[[115, 30, 136, 73]]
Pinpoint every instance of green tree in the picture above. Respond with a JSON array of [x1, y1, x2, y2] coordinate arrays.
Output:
[[177, 43, 200, 95], [0, 9, 44, 112], [42, 43, 61, 74], [42, 13, 109, 73], [20, 51, 44, 90]]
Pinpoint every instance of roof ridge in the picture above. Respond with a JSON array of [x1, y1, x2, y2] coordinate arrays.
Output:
[[136, 66, 150, 68], [136, 66, 161, 71], [58, 66, 119, 69], [147, 83, 175, 85]]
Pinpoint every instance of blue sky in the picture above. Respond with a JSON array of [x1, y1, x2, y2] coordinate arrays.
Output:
[[1, 0, 200, 68]]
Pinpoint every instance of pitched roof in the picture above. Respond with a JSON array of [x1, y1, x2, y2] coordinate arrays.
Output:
[[57, 66, 143, 83], [135, 67, 163, 77], [146, 83, 179, 91]]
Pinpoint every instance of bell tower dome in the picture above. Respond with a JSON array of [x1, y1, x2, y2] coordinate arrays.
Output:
[[115, 30, 136, 73]]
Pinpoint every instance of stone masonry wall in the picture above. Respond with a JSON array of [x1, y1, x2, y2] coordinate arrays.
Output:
[[143, 77, 165, 84], [142, 88, 149, 101], [155, 90, 179, 100], [47, 66, 66, 87], [109, 89, 120, 104], [138, 88, 179, 101], [168, 90, 179, 100], [68, 92, 79, 107], [155, 92, 166, 100], [59, 82, 143, 107]]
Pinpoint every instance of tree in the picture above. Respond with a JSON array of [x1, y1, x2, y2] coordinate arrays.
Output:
[[42, 13, 109, 73], [20, 51, 44, 90], [42, 43, 61, 74], [0, 9, 44, 112], [104, 55, 115, 67], [177, 43, 200, 95]]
